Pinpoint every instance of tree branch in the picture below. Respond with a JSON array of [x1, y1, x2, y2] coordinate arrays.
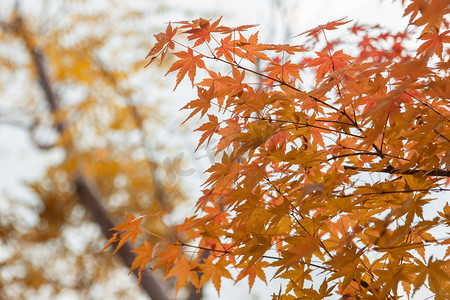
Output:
[[344, 165, 450, 177], [75, 176, 169, 300]]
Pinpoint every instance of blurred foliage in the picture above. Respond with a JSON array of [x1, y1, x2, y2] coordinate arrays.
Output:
[[0, 0, 188, 299]]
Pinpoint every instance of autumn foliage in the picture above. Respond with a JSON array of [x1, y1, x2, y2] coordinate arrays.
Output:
[[105, 1, 450, 299]]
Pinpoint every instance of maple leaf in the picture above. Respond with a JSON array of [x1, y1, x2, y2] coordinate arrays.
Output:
[[403, 0, 423, 24], [294, 17, 352, 38], [328, 246, 365, 290], [283, 235, 319, 268], [194, 114, 220, 151], [214, 67, 247, 99], [412, 256, 450, 296], [166, 48, 206, 89], [235, 121, 278, 155], [236, 32, 271, 65], [235, 262, 267, 292], [417, 27, 450, 59], [404, 0, 449, 31], [199, 258, 232, 295], [349, 23, 367, 34], [202, 204, 230, 225], [298, 280, 335, 299], [204, 152, 237, 188], [182, 86, 214, 122], [145, 23, 177, 66], [154, 244, 182, 272], [265, 60, 302, 83], [185, 17, 223, 47], [130, 241, 153, 285], [308, 50, 354, 82], [103, 213, 143, 254], [165, 256, 197, 294], [217, 117, 241, 151], [215, 34, 244, 63]]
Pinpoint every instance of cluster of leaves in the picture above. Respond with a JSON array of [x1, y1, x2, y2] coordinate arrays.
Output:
[[106, 0, 450, 299]]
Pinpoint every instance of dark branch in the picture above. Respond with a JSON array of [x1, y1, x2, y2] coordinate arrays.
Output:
[[344, 165, 450, 177], [75, 177, 169, 300]]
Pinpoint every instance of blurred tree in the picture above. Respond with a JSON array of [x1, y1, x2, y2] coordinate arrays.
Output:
[[0, 1, 188, 299]]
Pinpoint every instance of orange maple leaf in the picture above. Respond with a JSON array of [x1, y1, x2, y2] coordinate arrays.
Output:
[[265, 59, 302, 83], [153, 244, 182, 272], [308, 50, 354, 81], [182, 87, 214, 122], [102, 213, 143, 254], [130, 241, 153, 285], [199, 258, 232, 295], [215, 67, 247, 98], [185, 17, 223, 47], [417, 27, 450, 59], [145, 23, 177, 66], [217, 117, 241, 151], [284, 235, 319, 267], [236, 263, 267, 292], [215, 34, 245, 63], [166, 48, 206, 89], [349, 23, 367, 34], [194, 114, 220, 151], [236, 32, 271, 65], [165, 256, 199, 294]]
